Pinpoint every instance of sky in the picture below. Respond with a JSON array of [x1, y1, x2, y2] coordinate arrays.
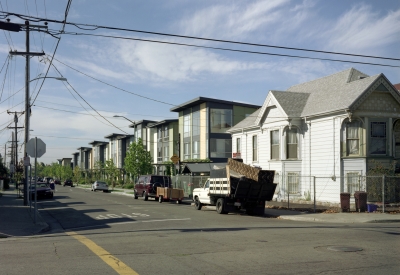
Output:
[[0, 0, 399, 165]]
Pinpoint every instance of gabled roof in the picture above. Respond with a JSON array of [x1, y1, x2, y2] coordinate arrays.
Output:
[[229, 68, 399, 133], [270, 91, 310, 117], [287, 68, 380, 117]]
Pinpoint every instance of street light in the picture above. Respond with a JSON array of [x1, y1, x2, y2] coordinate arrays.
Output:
[[22, 76, 67, 205], [113, 115, 136, 142]]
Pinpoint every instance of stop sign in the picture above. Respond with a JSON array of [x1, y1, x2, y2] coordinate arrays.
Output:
[[26, 138, 46, 158]]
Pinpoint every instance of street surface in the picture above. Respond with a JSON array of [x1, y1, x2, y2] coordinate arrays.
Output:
[[1, 186, 399, 275]]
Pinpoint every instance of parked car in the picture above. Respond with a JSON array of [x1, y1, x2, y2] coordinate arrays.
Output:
[[63, 179, 73, 187], [29, 183, 54, 199], [91, 181, 109, 192], [134, 175, 172, 201], [53, 179, 61, 185]]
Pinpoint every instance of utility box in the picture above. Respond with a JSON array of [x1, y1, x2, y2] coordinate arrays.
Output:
[[354, 191, 368, 212], [340, 193, 350, 212]]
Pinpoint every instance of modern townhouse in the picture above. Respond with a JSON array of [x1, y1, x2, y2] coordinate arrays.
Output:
[[228, 68, 400, 203], [88, 140, 109, 167], [76, 147, 92, 170], [170, 97, 261, 163], [147, 119, 179, 174]]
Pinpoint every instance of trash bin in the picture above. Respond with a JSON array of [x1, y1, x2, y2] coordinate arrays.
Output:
[[367, 204, 377, 212], [340, 192, 350, 212], [354, 191, 367, 212]]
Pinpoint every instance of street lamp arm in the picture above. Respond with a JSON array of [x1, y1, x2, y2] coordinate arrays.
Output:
[[113, 115, 135, 125], [29, 76, 67, 82]]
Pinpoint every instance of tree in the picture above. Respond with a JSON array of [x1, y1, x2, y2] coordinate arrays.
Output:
[[105, 159, 119, 189], [93, 161, 104, 181], [124, 138, 153, 182], [73, 166, 82, 184]]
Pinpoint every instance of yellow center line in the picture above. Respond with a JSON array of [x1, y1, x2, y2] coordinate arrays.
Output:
[[66, 231, 139, 275]]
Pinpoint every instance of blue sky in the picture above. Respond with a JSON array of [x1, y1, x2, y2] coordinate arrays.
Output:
[[0, 0, 399, 164]]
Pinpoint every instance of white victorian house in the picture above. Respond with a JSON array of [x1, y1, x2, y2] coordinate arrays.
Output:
[[227, 68, 400, 203]]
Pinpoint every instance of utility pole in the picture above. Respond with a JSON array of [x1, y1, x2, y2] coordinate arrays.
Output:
[[7, 111, 24, 187], [6, 20, 47, 205]]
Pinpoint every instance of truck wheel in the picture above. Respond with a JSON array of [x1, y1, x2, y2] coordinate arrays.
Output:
[[134, 191, 138, 199], [143, 192, 148, 201], [159, 196, 163, 203], [216, 198, 228, 214], [194, 197, 202, 210]]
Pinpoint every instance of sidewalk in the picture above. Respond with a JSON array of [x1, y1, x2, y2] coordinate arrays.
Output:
[[1, 186, 400, 238], [0, 187, 49, 238]]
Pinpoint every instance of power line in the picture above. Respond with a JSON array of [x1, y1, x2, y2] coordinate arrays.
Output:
[[2, 10, 400, 62], [50, 31, 399, 68]]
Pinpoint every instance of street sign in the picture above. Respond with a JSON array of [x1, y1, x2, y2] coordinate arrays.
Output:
[[24, 156, 30, 166], [26, 138, 46, 158], [170, 154, 180, 164]]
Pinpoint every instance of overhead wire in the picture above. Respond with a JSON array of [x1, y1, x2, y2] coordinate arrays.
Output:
[[50, 30, 400, 68], [50, 62, 129, 134], [2, 10, 399, 62]]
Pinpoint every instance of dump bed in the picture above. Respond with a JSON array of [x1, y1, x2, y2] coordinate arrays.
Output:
[[208, 159, 277, 201]]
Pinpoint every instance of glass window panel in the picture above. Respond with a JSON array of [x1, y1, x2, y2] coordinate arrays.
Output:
[[252, 136, 257, 161], [184, 142, 190, 160], [192, 141, 200, 159], [210, 139, 232, 158], [286, 129, 297, 159], [192, 111, 200, 137], [271, 130, 279, 160], [370, 122, 386, 155], [184, 114, 191, 138], [210, 109, 232, 133]]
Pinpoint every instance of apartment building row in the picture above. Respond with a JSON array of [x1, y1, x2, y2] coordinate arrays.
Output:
[[69, 97, 261, 174]]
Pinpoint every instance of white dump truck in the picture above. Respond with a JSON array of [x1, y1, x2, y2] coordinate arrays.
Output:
[[192, 159, 276, 215]]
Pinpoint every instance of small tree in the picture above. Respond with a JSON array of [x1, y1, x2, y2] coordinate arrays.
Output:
[[94, 161, 104, 181], [124, 138, 153, 182], [73, 166, 82, 185], [105, 159, 119, 189]]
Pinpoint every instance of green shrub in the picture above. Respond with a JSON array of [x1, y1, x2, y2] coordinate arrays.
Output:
[[124, 184, 134, 189]]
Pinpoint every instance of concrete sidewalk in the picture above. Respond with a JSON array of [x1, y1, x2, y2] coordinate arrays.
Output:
[[1, 186, 400, 238], [0, 187, 49, 238]]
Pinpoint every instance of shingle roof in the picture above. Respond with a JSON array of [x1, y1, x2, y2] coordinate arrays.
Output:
[[228, 108, 261, 132], [229, 68, 387, 132], [287, 68, 380, 116], [270, 91, 310, 117]]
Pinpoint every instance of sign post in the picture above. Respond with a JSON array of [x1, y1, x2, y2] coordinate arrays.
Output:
[[26, 137, 46, 224]]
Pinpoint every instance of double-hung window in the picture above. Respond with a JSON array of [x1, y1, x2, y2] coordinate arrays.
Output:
[[252, 135, 257, 161], [286, 128, 297, 159], [271, 130, 279, 160], [346, 121, 361, 155], [370, 122, 386, 155]]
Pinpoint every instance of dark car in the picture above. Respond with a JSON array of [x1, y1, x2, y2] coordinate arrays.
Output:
[[63, 179, 73, 187], [134, 175, 172, 201], [29, 183, 54, 199], [53, 179, 61, 185]]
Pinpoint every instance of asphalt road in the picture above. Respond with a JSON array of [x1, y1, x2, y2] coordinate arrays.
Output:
[[1, 186, 399, 275]]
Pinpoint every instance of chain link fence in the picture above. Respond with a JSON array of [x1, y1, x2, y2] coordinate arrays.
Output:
[[171, 174, 400, 213]]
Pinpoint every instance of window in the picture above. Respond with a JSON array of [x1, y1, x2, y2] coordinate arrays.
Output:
[[210, 139, 232, 158], [158, 127, 162, 142], [370, 122, 386, 155], [163, 146, 169, 161], [184, 142, 190, 160], [286, 128, 297, 159], [192, 141, 200, 159], [192, 111, 200, 137], [210, 109, 232, 133], [346, 172, 360, 194], [236, 138, 241, 153], [287, 172, 299, 194], [163, 125, 169, 141], [252, 135, 257, 161], [184, 114, 191, 138], [271, 130, 279, 160], [157, 147, 162, 162], [346, 121, 361, 155]]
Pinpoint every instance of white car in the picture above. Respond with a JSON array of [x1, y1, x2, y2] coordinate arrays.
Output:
[[91, 181, 109, 192]]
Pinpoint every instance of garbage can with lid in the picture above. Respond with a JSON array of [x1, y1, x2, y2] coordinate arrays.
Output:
[[340, 193, 350, 212], [354, 191, 367, 212]]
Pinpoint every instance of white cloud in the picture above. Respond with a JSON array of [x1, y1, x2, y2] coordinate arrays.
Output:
[[323, 4, 400, 52]]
